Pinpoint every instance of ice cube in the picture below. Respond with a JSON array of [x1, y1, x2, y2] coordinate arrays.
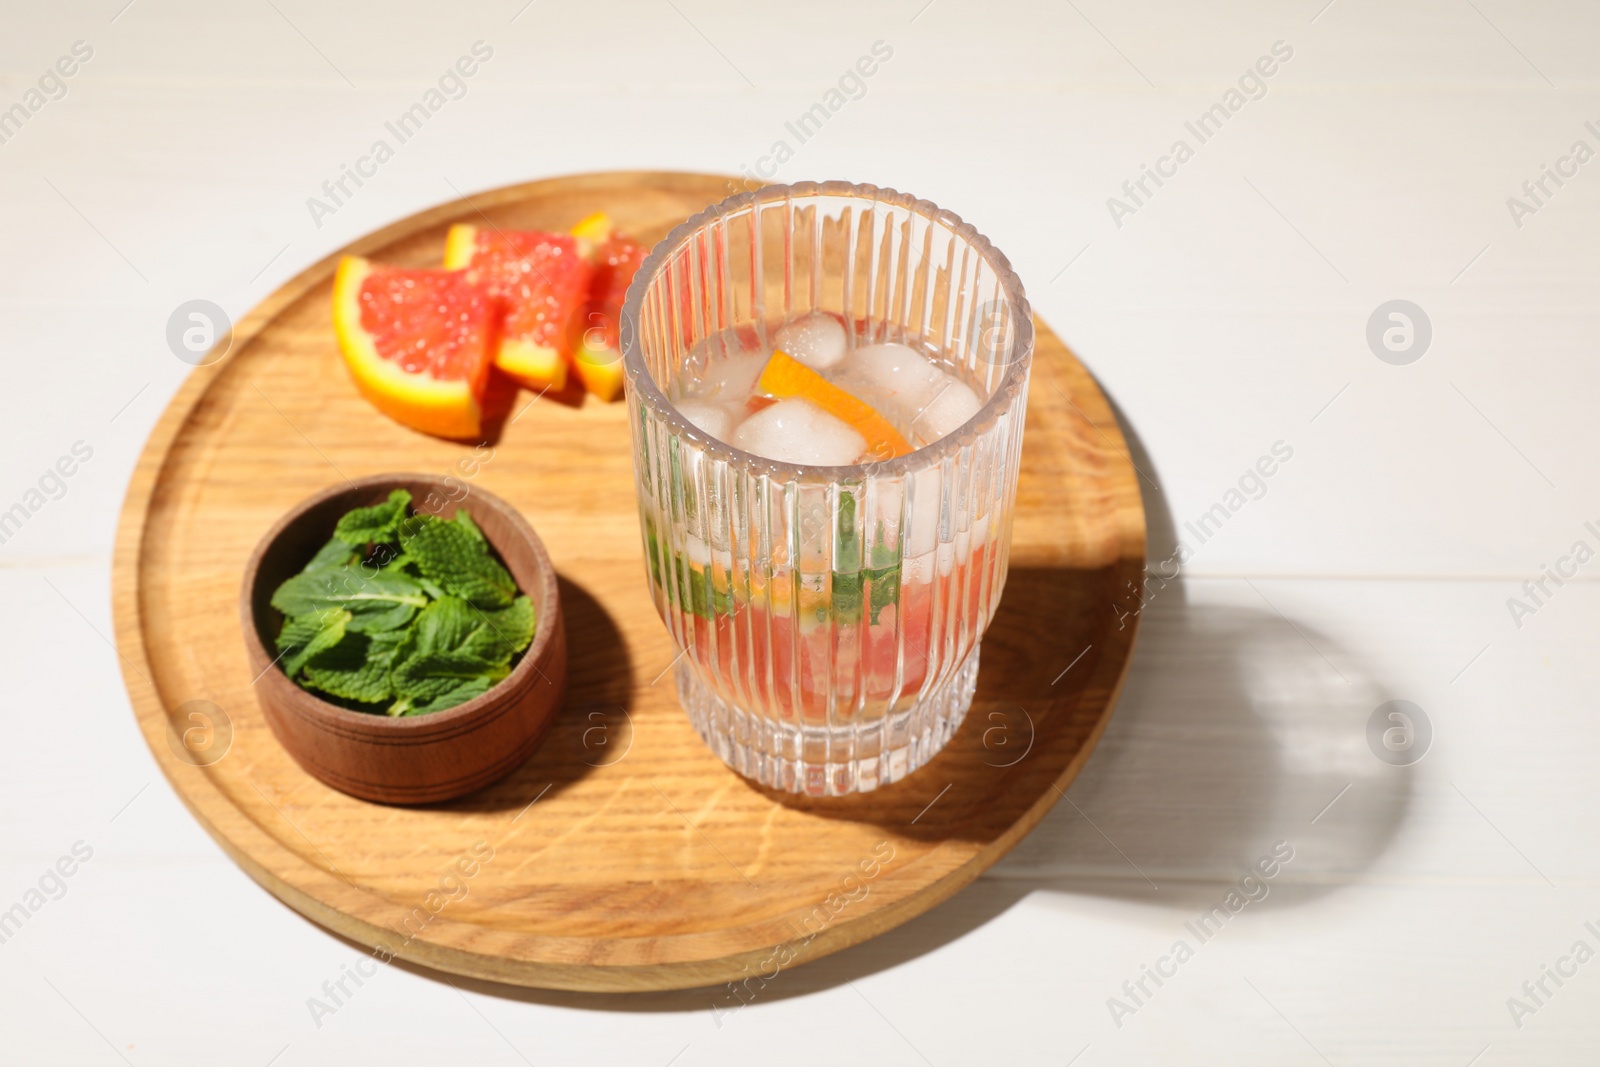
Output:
[[914, 379, 981, 444], [731, 398, 866, 466], [674, 399, 736, 440], [834, 342, 947, 423], [681, 350, 768, 402], [906, 465, 943, 558], [774, 312, 847, 371]]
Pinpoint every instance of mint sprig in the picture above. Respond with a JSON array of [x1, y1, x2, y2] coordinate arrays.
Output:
[[401, 514, 517, 608], [302, 629, 408, 705], [269, 497, 536, 716], [333, 488, 411, 545], [275, 608, 350, 677]]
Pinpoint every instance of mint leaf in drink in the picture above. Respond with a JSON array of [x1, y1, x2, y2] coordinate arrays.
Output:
[[866, 564, 901, 625], [401, 514, 516, 608], [333, 489, 411, 545], [830, 570, 864, 625], [301, 629, 408, 704], [829, 540, 902, 626], [271, 564, 429, 632], [275, 608, 350, 677]]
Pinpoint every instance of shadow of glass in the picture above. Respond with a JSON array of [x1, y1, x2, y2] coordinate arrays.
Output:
[[351, 382, 1414, 1007], [998, 591, 1411, 909], [994, 391, 1413, 908]]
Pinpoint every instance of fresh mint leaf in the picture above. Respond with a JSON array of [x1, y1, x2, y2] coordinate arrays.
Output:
[[301, 629, 408, 704], [402, 514, 515, 609], [389, 652, 509, 713], [364, 541, 406, 570], [276, 494, 535, 717], [384, 595, 528, 714], [271, 564, 428, 632], [274, 608, 350, 677], [379, 540, 443, 596], [475, 595, 536, 659], [405, 594, 532, 666], [397, 514, 433, 542], [398, 675, 496, 717], [407, 595, 480, 659], [454, 508, 485, 543], [305, 537, 359, 573], [333, 489, 411, 545]]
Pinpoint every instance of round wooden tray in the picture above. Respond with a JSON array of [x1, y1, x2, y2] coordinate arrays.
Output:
[[112, 171, 1145, 993]]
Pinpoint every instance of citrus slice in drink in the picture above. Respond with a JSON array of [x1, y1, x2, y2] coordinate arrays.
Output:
[[442, 223, 589, 392], [332, 256, 505, 440], [756, 349, 913, 459], [570, 217, 645, 402]]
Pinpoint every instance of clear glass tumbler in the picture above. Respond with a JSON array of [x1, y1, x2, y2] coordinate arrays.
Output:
[[620, 181, 1033, 796]]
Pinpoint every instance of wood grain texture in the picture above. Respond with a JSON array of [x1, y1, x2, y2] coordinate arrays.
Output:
[[110, 171, 1146, 992]]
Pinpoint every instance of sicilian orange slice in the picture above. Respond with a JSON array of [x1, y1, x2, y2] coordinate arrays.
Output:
[[569, 215, 645, 402], [443, 224, 589, 392], [756, 350, 912, 459], [569, 211, 613, 255], [332, 256, 504, 440]]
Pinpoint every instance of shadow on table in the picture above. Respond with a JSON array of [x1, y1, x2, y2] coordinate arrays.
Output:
[[379, 389, 1417, 1009], [442, 575, 634, 815], [993, 391, 1413, 910]]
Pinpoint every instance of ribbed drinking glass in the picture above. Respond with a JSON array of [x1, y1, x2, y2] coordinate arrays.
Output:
[[620, 181, 1033, 795]]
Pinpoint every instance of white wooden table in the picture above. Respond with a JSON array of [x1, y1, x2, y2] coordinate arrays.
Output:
[[3, 1, 1596, 1062]]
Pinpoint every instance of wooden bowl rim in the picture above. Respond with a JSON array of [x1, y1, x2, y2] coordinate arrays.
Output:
[[238, 472, 562, 735]]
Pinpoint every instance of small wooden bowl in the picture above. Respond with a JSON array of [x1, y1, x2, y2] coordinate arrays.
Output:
[[240, 474, 566, 804]]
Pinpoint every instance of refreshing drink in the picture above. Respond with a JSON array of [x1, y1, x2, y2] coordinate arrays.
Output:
[[623, 182, 1033, 796], [659, 321, 1000, 715]]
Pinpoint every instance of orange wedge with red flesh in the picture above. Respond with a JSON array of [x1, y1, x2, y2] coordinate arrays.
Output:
[[443, 223, 589, 392], [568, 213, 644, 402], [569, 211, 612, 257], [333, 256, 505, 440], [757, 349, 913, 460]]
